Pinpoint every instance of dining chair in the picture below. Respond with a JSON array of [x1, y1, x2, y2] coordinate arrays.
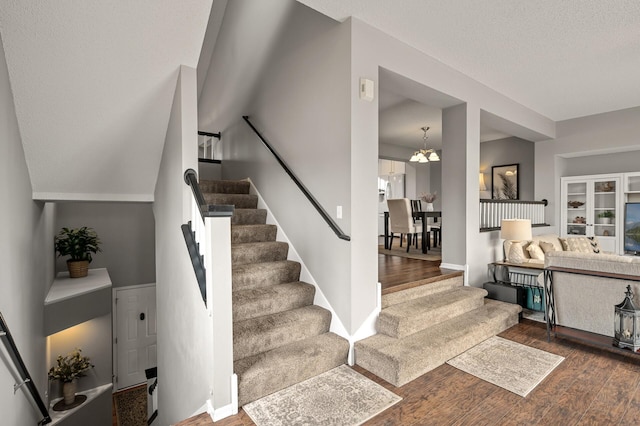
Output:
[[388, 198, 423, 252]]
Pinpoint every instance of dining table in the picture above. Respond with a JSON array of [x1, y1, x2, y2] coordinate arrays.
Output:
[[383, 211, 441, 254]]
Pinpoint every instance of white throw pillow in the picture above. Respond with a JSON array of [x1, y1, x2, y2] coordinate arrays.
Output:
[[527, 242, 545, 260]]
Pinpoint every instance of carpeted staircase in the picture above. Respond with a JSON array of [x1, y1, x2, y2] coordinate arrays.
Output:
[[199, 179, 349, 406], [355, 275, 522, 387]]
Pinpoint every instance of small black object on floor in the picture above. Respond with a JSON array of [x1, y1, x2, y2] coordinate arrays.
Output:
[[483, 281, 526, 307]]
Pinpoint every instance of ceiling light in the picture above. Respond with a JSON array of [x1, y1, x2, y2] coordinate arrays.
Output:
[[409, 126, 440, 163]]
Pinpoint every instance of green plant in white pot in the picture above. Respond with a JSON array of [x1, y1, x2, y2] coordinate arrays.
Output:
[[597, 210, 615, 225], [48, 348, 93, 406], [54, 227, 102, 278]]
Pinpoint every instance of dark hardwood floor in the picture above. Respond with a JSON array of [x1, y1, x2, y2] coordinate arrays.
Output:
[[182, 319, 640, 425]]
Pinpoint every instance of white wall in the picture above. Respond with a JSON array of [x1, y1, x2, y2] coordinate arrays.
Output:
[[0, 33, 53, 426], [535, 106, 640, 229], [54, 202, 156, 287], [154, 65, 214, 425]]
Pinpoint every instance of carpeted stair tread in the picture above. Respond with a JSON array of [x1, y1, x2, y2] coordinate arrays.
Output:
[[231, 224, 277, 244], [234, 305, 331, 361], [378, 287, 488, 338], [203, 193, 258, 209], [235, 332, 349, 406], [355, 299, 521, 387], [199, 179, 250, 194], [232, 241, 289, 265], [233, 260, 301, 290], [382, 275, 463, 309], [232, 209, 267, 225], [233, 281, 316, 322]]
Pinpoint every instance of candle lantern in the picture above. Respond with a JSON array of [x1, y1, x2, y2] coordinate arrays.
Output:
[[614, 285, 640, 352]]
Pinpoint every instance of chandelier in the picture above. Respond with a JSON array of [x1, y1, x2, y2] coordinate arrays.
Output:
[[409, 126, 440, 163]]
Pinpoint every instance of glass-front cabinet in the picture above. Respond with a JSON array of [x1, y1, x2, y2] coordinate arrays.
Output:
[[561, 174, 622, 253]]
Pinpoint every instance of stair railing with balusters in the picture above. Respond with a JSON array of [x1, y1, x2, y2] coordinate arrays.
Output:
[[479, 198, 549, 231], [198, 131, 221, 164], [0, 311, 51, 425]]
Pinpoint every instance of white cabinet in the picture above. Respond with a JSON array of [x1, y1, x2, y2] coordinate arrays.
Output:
[[378, 159, 406, 176], [561, 174, 622, 253]]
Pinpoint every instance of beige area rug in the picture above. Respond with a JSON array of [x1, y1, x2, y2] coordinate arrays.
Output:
[[243, 365, 401, 425], [447, 336, 564, 397], [113, 384, 147, 426], [378, 244, 442, 261]]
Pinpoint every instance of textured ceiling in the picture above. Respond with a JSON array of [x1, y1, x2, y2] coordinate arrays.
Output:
[[0, 0, 212, 200], [298, 0, 640, 121]]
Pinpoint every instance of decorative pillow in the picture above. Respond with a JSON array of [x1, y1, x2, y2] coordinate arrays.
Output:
[[539, 241, 556, 254], [508, 242, 526, 264], [526, 242, 545, 260], [560, 237, 598, 253], [587, 236, 601, 253]]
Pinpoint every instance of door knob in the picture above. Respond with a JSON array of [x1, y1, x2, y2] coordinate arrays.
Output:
[[139, 313, 145, 321]]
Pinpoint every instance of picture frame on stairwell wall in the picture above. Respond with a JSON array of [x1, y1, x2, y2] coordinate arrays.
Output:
[[492, 164, 519, 200]]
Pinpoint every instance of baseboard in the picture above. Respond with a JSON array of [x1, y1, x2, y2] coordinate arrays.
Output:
[[439, 263, 468, 285], [347, 282, 381, 365]]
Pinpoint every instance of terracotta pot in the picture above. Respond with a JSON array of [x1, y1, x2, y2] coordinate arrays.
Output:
[[62, 380, 77, 405], [67, 260, 89, 278]]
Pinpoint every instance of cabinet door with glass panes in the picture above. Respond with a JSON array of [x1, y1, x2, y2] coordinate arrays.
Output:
[[561, 174, 622, 254]]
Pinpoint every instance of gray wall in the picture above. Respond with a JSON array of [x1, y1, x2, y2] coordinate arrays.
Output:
[[535, 106, 640, 229], [480, 137, 535, 201], [154, 66, 215, 425], [0, 33, 53, 425], [54, 202, 156, 287]]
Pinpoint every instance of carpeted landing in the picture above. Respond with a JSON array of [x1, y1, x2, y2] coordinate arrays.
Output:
[[113, 384, 147, 426], [355, 275, 522, 387], [200, 179, 349, 407], [243, 365, 401, 426]]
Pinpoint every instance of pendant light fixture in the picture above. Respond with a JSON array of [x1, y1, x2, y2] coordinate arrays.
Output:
[[409, 126, 440, 163]]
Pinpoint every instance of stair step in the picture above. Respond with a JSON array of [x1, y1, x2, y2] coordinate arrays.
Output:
[[382, 274, 464, 309], [378, 287, 488, 338], [232, 241, 289, 265], [231, 224, 277, 244], [355, 299, 521, 387], [199, 179, 250, 194], [233, 260, 301, 291], [235, 332, 349, 406], [233, 305, 330, 361], [203, 193, 258, 209], [233, 281, 316, 322], [232, 209, 267, 225]]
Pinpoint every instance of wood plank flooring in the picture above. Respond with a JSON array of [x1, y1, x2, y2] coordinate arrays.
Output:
[[179, 319, 640, 426]]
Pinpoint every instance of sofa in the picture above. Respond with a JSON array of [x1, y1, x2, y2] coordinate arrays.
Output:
[[502, 234, 603, 266], [545, 250, 640, 337]]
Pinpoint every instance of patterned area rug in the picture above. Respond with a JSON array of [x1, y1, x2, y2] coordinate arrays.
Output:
[[378, 245, 442, 261], [447, 336, 564, 397], [243, 365, 401, 425], [113, 384, 147, 426]]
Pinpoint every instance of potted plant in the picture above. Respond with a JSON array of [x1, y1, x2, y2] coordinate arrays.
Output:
[[54, 227, 102, 278], [420, 192, 437, 211], [597, 210, 615, 224], [48, 349, 93, 406]]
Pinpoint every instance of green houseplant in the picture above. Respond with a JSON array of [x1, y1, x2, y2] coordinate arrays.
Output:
[[54, 227, 101, 278], [48, 349, 93, 405], [597, 210, 615, 224]]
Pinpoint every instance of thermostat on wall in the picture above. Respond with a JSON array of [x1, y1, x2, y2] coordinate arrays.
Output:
[[360, 78, 374, 102]]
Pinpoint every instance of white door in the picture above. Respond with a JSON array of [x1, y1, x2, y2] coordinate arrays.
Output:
[[114, 285, 157, 390]]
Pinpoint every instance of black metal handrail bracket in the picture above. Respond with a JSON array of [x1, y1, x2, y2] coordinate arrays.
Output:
[[0, 312, 51, 425], [242, 116, 350, 241]]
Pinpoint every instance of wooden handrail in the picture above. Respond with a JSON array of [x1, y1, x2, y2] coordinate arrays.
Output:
[[243, 116, 350, 241]]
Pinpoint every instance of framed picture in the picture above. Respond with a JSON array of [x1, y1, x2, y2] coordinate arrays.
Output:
[[492, 164, 519, 200]]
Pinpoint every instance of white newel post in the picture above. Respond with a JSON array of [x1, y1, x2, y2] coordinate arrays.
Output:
[[204, 216, 237, 419]]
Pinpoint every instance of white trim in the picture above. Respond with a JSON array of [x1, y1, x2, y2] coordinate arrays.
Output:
[[347, 282, 381, 365], [112, 283, 157, 391], [33, 191, 154, 202], [210, 373, 238, 421], [246, 179, 351, 340], [439, 263, 468, 286]]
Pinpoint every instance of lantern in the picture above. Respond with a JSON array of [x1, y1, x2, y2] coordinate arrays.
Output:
[[613, 285, 640, 352]]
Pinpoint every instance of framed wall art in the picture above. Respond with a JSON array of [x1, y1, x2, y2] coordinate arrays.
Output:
[[492, 164, 519, 200]]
